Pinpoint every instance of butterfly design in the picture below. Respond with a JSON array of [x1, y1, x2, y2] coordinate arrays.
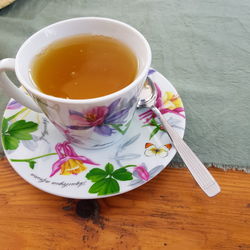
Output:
[[144, 143, 172, 157]]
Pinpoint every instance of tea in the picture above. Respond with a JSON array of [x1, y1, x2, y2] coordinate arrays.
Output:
[[30, 35, 138, 99]]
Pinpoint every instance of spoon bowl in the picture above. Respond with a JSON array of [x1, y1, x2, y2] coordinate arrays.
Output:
[[137, 78, 157, 108]]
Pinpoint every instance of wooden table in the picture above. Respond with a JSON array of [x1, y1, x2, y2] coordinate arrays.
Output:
[[0, 157, 250, 250]]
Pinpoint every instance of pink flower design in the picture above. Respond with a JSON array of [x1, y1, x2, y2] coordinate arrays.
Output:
[[50, 141, 99, 177], [133, 165, 150, 181], [70, 106, 109, 127]]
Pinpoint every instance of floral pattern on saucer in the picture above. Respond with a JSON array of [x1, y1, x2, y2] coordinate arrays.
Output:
[[1, 69, 186, 198]]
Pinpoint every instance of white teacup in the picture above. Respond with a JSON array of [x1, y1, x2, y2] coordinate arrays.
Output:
[[0, 17, 151, 149]]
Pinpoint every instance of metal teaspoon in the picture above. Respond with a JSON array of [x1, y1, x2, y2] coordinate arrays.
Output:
[[137, 77, 221, 197]]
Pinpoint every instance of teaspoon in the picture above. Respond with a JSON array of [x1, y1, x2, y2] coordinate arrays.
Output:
[[137, 77, 221, 197]]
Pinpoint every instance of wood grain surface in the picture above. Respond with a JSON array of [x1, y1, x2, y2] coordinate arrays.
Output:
[[0, 157, 250, 250]]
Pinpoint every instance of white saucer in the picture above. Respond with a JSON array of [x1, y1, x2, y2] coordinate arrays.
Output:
[[1, 69, 186, 199]]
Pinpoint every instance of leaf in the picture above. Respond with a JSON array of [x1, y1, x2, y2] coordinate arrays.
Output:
[[8, 120, 38, 133], [9, 131, 33, 140], [89, 177, 120, 195], [103, 178, 119, 195], [88, 178, 107, 193], [122, 119, 132, 134], [111, 119, 132, 135], [29, 160, 36, 169], [6, 120, 38, 141], [150, 118, 158, 126], [1, 118, 8, 133], [86, 168, 108, 182], [149, 127, 160, 139], [2, 135, 19, 150], [112, 168, 133, 181], [110, 124, 123, 134], [105, 163, 114, 174], [122, 165, 137, 168]]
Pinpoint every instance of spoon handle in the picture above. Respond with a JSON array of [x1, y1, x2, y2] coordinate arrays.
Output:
[[151, 106, 221, 197]]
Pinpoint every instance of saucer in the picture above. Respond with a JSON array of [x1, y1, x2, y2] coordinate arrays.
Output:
[[1, 69, 186, 199]]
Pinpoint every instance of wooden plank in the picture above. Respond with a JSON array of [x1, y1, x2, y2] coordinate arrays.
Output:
[[0, 157, 249, 250]]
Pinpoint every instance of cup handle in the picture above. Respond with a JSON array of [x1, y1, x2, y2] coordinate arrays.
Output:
[[0, 58, 41, 113]]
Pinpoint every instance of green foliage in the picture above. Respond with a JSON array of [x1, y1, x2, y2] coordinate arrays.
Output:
[[86, 163, 134, 196], [1, 119, 38, 150], [86, 168, 108, 182], [112, 168, 133, 181], [89, 178, 119, 195], [143, 118, 166, 139]]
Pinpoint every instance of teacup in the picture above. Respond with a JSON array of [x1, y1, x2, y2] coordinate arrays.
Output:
[[0, 17, 151, 149]]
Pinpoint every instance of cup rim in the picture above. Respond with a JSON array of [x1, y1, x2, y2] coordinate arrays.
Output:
[[15, 17, 152, 104]]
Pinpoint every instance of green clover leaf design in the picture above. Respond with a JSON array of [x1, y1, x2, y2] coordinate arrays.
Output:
[[2, 118, 8, 133], [105, 162, 114, 174], [86, 163, 135, 196], [112, 167, 133, 181], [89, 178, 120, 196], [86, 168, 108, 182], [2, 119, 38, 150]]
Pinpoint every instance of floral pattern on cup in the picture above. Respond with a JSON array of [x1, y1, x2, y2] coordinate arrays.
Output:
[[68, 97, 136, 136]]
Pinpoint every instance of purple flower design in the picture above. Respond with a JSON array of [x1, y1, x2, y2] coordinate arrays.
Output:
[[148, 69, 156, 75], [7, 100, 23, 110], [68, 98, 133, 136]]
